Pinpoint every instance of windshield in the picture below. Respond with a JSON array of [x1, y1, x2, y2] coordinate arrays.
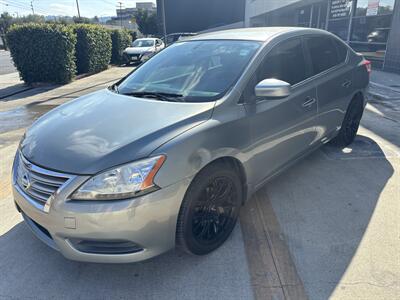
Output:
[[132, 39, 155, 47], [118, 40, 260, 102]]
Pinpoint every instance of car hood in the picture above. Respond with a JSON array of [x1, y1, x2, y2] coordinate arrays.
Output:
[[124, 46, 154, 54], [21, 89, 214, 175]]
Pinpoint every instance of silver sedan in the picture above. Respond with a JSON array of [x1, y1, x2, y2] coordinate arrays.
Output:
[[12, 27, 369, 263]]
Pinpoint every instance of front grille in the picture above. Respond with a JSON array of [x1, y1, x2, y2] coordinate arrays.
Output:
[[16, 153, 71, 206]]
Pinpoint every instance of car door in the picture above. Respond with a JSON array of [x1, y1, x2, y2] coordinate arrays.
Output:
[[243, 37, 318, 186], [303, 35, 354, 140]]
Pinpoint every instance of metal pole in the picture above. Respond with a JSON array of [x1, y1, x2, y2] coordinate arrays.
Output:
[[30, 0, 34, 14], [325, 0, 331, 30], [75, 0, 81, 18], [346, 0, 355, 43], [161, 0, 167, 42], [118, 2, 123, 28]]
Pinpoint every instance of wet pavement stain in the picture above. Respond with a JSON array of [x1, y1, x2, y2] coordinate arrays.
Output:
[[0, 104, 57, 135]]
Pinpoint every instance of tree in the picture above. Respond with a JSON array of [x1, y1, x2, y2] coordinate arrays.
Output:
[[73, 16, 92, 24], [19, 14, 45, 23], [134, 9, 158, 36], [0, 12, 13, 50]]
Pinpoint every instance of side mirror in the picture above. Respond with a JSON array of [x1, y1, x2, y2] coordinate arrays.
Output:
[[255, 78, 291, 98]]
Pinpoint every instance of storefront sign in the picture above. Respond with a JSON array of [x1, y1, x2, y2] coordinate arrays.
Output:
[[366, 0, 380, 16], [330, 0, 353, 19]]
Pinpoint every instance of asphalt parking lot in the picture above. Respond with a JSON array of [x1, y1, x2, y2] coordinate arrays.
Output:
[[0, 67, 399, 299]]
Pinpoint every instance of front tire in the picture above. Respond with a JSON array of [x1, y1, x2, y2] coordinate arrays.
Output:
[[176, 162, 242, 255], [331, 97, 364, 147]]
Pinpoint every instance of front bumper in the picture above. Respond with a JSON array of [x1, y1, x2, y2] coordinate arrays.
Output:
[[124, 52, 152, 63], [12, 161, 191, 263]]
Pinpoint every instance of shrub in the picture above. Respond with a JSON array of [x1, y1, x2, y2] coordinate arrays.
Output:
[[110, 29, 132, 65], [6, 23, 76, 84], [74, 24, 112, 74]]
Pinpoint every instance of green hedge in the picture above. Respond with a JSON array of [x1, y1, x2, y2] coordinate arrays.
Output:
[[110, 29, 132, 65], [74, 24, 111, 74], [6, 23, 76, 84]]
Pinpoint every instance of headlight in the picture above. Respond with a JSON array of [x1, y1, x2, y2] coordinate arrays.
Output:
[[71, 155, 166, 200]]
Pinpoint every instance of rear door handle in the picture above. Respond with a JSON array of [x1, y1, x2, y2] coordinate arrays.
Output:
[[342, 80, 352, 88], [302, 97, 316, 108]]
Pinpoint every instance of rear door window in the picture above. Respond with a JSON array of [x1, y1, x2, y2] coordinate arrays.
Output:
[[305, 36, 340, 75], [333, 38, 348, 63]]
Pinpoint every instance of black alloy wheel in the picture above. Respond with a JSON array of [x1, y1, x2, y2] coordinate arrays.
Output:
[[176, 163, 242, 255], [331, 98, 364, 147]]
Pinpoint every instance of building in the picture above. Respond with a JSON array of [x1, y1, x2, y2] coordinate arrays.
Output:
[[245, 0, 400, 73], [111, 2, 156, 34], [156, 0, 246, 34]]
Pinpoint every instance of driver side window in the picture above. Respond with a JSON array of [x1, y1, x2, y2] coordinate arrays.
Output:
[[242, 37, 308, 103]]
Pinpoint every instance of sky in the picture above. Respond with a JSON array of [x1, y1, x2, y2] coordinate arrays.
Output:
[[0, 0, 156, 18]]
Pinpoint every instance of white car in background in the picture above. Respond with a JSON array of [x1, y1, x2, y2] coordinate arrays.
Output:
[[123, 38, 165, 64]]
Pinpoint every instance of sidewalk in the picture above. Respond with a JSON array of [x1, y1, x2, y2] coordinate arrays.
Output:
[[0, 72, 31, 99], [0, 66, 134, 112], [368, 69, 400, 101]]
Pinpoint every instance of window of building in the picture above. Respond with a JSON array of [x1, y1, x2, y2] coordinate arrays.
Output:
[[328, 18, 351, 40], [350, 0, 395, 68], [305, 36, 339, 74], [351, 14, 393, 43], [355, 0, 395, 16]]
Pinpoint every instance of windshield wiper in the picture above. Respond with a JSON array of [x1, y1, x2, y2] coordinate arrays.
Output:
[[121, 91, 185, 102]]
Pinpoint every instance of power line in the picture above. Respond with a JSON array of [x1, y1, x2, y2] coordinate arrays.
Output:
[[1, 0, 47, 14], [1, 3, 41, 15]]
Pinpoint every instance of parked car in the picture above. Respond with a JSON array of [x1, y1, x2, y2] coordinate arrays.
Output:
[[12, 27, 370, 263], [123, 38, 164, 64]]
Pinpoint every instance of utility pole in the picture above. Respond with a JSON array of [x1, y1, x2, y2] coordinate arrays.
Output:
[[161, 0, 167, 42], [75, 0, 81, 18], [118, 2, 123, 28], [30, 0, 34, 14]]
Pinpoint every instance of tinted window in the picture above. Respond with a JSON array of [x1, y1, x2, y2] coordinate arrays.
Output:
[[305, 36, 339, 74], [259, 38, 308, 85], [334, 38, 348, 63]]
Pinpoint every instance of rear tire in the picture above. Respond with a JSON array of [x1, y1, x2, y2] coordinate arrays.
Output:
[[331, 97, 364, 147], [176, 162, 242, 255]]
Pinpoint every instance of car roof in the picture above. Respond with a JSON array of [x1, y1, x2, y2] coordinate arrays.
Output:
[[185, 27, 329, 42]]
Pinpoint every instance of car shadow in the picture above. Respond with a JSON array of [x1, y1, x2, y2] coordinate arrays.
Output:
[[0, 219, 253, 299], [0, 84, 59, 102], [0, 84, 32, 100], [260, 135, 395, 299]]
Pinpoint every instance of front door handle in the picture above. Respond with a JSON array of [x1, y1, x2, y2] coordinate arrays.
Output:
[[342, 80, 352, 88], [302, 97, 316, 108]]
